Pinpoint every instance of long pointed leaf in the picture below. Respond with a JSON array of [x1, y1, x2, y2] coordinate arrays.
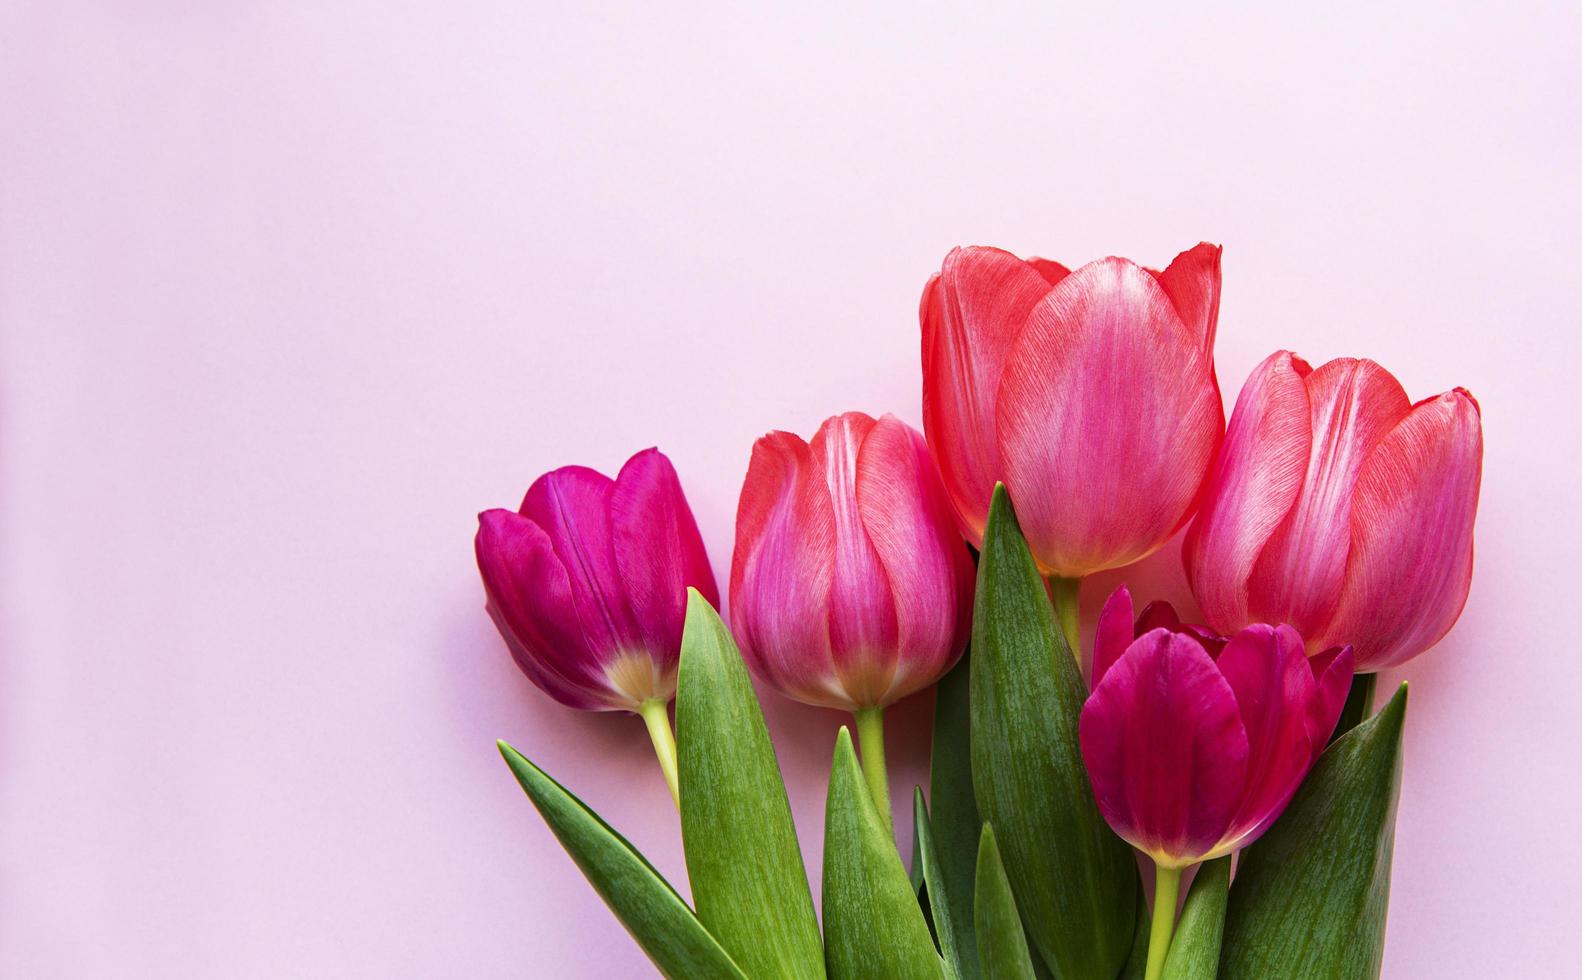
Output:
[[973, 824, 1038, 980], [1220, 683, 1409, 979], [497, 742, 747, 980], [970, 486, 1137, 979], [676, 589, 825, 979], [913, 791, 960, 979], [1162, 857, 1230, 980], [928, 653, 981, 978], [823, 729, 946, 980]]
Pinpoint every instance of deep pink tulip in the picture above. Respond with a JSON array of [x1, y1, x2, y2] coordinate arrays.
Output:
[[1183, 352, 1483, 670], [730, 412, 975, 711], [921, 243, 1225, 576], [1081, 587, 1354, 868], [475, 448, 719, 712]]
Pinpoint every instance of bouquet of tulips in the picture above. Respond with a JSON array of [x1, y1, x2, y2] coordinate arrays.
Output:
[[476, 243, 1482, 979]]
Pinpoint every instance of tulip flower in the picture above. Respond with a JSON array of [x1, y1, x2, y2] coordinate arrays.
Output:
[[1183, 352, 1483, 671], [475, 448, 719, 806], [731, 411, 975, 825], [1080, 586, 1353, 980], [920, 242, 1225, 653]]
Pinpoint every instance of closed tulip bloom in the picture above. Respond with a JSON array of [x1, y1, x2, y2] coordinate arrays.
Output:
[[1080, 586, 1353, 980], [731, 411, 975, 825], [1183, 352, 1483, 670], [475, 448, 718, 805], [921, 243, 1225, 579]]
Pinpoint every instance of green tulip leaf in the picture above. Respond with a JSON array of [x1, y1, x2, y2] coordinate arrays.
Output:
[[676, 589, 825, 980], [970, 486, 1138, 980], [1113, 874, 1151, 980], [1220, 683, 1409, 980], [823, 729, 946, 980], [497, 742, 747, 980], [927, 653, 981, 978], [973, 824, 1038, 980], [913, 790, 960, 979], [1161, 857, 1230, 980]]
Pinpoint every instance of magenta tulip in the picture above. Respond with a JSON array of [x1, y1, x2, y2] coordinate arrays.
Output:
[[474, 448, 719, 713], [1081, 586, 1354, 868], [1183, 352, 1483, 670], [731, 411, 975, 824], [921, 243, 1225, 578]]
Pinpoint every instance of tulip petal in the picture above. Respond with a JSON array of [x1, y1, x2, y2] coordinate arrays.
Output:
[[856, 414, 973, 706], [1091, 585, 1135, 689], [1150, 242, 1223, 355], [1318, 390, 1482, 668], [1080, 629, 1249, 865], [520, 466, 646, 666], [1304, 645, 1356, 755], [922, 247, 1058, 545], [997, 258, 1223, 576], [476, 510, 616, 710], [1183, 351, 1313, 633], [810, 413, 902, 705], [1027, 257, 1072, 286], [608, 448, 720, 679], [1214, 625, 1323, 852], [730, 430, 842, 706], [1248, 359, 1411, 636]]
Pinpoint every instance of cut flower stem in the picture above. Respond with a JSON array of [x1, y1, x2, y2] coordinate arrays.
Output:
[[637, 699, 681, 810], [1145, 863, 1183, 980], [1048, 575, 1084, 667], [853, 706, 892, 832]]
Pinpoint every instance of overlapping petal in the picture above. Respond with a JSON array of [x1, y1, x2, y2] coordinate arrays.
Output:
[[921, 247, 1061, 544], [997, 258, 1223, 576], [1317, 390, 1483, 668], [730, 431, 840, 706], [1184, 351, 1313, 629], [855, 414, 974, 705]]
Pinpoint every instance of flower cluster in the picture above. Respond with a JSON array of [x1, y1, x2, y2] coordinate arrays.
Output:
[[478, 241, 1483, 980]]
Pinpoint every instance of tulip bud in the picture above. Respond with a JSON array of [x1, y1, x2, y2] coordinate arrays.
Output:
[[1183, 352, 1483, 670], [474, 448, 719, 712], [729, 412, 975, 712], [922, 243, 1225, 577], [1080, 587, 1354, 868]]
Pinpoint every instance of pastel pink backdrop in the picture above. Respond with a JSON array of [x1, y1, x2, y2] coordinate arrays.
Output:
[[2, 3, 1577, 977]]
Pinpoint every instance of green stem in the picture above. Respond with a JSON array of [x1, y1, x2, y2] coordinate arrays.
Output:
[[853, 706, 892, 831], [1048, 575, 1084, 667], [638, 699, 680, 811], [1329, 672, 1378, 745], [1145, 864, 1183, 980]]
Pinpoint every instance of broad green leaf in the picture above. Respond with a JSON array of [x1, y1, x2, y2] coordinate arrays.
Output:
[[1161, 858, 1230, 980], [913, 791, 960, 979], [1220, 683, 1409, 980], [928, 652, 981, 979], [676, 590, 825, 980], [970, 486, 1138, 980], [1113, 874, 1151, 980], [973, 824, 1038, 980], [497, 742, 747, 980], [823, 729, 946, 980]]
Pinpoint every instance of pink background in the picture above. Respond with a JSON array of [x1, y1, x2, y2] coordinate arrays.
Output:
[[3, 3, 1577, 976]]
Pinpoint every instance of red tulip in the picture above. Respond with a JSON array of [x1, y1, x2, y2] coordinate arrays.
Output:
[[475, 448, 719, 712], [730, 412, 975, 713], [921, 243, 1225, 577], [1183, 352, 1483, 670], [1081, 587, 1354, 868]]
